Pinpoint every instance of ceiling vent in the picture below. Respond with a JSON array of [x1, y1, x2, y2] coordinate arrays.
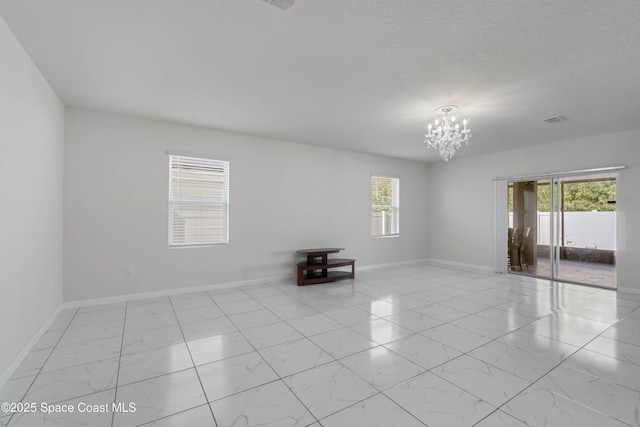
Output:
[[261, 0, 295, 10], [543, 115, 567, 124]]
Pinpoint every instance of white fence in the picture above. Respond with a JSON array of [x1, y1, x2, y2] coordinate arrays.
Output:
[[509, 212, 616, 250]]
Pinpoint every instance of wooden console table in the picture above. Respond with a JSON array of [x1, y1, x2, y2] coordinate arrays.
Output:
[[296, 248, 355, 286]]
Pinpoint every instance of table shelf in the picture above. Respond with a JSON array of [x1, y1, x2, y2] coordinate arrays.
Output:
[[296, 249, 355, 286]]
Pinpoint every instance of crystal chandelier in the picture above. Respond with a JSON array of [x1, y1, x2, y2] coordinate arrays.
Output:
[[423, 105, 472, 161]]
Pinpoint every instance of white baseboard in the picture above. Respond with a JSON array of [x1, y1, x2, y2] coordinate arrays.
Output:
[[0, 304, 63, 391], [63, 274, 292, 309], [618, 286, 640, 296], [426, 258, 494, 272], [358, 258, 429, 272]]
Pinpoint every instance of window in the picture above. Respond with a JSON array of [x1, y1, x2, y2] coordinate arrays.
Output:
[[371, 176, 399, 237], [168, 154, 229, 247]]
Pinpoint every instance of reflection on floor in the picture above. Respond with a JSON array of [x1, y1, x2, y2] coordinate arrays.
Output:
[[516, 258, 616, 289], [1, 263, 639, 426]]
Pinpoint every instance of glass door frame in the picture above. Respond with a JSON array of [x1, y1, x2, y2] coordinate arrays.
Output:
[[494, 166, 623, 289]]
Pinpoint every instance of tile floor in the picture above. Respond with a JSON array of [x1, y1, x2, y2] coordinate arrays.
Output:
[[1, 263, 640, 426]]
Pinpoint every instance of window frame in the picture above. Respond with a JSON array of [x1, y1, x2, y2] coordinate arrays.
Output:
[[168, 153, 230, 248], [371, 175, 400, 238]]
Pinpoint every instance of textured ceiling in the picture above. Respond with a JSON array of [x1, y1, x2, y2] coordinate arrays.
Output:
[[1, 0, 639, 162]]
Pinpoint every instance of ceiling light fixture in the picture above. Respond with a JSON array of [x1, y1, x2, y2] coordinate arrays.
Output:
[[423, 105, 472, 162], [261, 0, 295, 10]]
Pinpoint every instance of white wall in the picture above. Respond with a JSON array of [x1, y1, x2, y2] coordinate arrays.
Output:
[[427, 129, 640, 292], [0, 17, 64, 378], [63, 109, 429, 301]]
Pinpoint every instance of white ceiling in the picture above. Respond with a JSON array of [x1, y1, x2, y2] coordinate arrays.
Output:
[[1, 0, 639, 162]]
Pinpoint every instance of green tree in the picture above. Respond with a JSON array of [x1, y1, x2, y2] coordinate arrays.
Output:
[[509, 179, 616, 212]]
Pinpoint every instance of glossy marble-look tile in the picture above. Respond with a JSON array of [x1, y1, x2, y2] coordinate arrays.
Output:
[[122, 324, 184, 355], [534, 312, 613, 334], [340, 346, 424, 390], [381, 294, 431, 311], [217, 299, 264, 316], [301, 297, 351, 313], [308, 327, 377, 358], [10, 348, 53, 379], [602, 316, 640, 346], [126, 302, 174, 319], [170, 294, 216, 311], [497, 301, 554, 319], [439, 297, 493, 314], [470, 339, 566, 382], [334, 292, 380, 306], [7, 388, 116, 427], [473, 410, 530, 427], [383, 333, 461, 370], [208, 290, 252, 304], [258, 338, 334, 377], [383, 310, 443, 333], [242, 286, 282, 298], [59, 319, 123, 346], [475, 307, 537, 329], [420, 323, 492, 353], [563, 348, 640, 393], [384, 371, 495, 427], [0, 375, 35, 405], [257, 293, 299, 309], [179, 317, 237, 342], [584, 335, 640, 366], [357, 300, 403, 317], [187, 331, 254, 366], [113, 368, 206, 427], [283, 361, 377, 419], [175, 305, 225, 324], [124, 312, 178, 333], [286, 314, 343, 337], [433, 355, 530, 407], [323, 307, 378, 326], [24, 358, 118, 404], [537, 363, 640, 426], [522, 320, 597, 347], [118, 342, 193, 386], [412, 303, 468, 322], [498, 329, 578, 363], [210, 380, 315, 427], [349, 319, 413, 345], [451, 314, 515, 339], [503, 385, 628, 427], [320, 393, 424, 427], [69, 308, 125, 327], [42, 335, 122, 372], [140, 404, 216, 427], [197, 352, 278, 402], [32, 329, 65, 351], [227, 309, 280, 330], [267, 302, 318, 321], [241, 321, 304, 349], [46, 310, 77, 332]]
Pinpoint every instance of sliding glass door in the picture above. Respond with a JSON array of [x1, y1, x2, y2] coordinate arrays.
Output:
[[507, 172, 617, 289]]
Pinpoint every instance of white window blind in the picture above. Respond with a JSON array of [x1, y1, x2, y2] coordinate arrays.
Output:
[[371, 176, 399, 237], [168, 155, 229, 247]]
